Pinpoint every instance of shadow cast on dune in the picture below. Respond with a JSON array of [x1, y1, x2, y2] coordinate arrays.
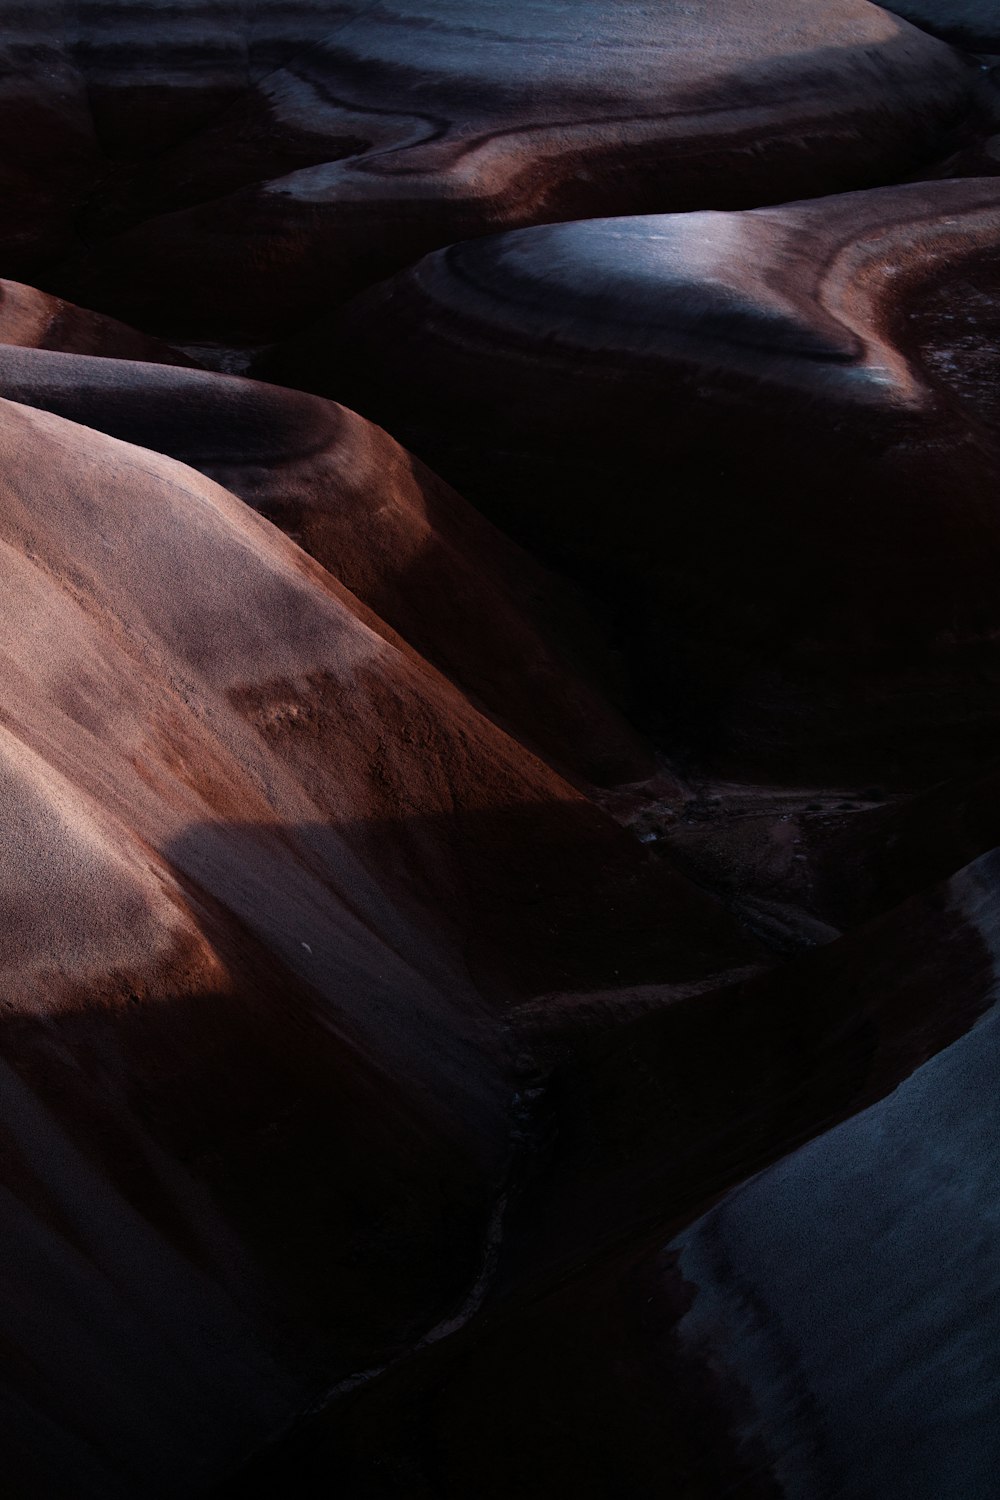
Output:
[[0, 6, 998, 1498], [212, 834, 1000, 1499], [8, 13, 979, 343], [0, 344, 653, 789], [11, 793, 994, 1498], [0, 517, 997, 1500], [279, 184, 1000, 786], [0, 781, 760, 1500]]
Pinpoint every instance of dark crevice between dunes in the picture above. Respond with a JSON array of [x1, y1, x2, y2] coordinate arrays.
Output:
[[0, 4, 999, 1498]]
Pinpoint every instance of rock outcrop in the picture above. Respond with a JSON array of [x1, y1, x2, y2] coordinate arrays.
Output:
[[0, 0, 977, 339], [0, 393, 751, 1495], [0, 2, 999, 1497], [0, 335, 649, 785], [879, 0, 1000, 50], [278, 178, 1000, 782]]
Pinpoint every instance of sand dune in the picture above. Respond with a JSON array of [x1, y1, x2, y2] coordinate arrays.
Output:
[[285, 178, 1000, 782], [0, 339, 650, 785], [0, 0, 975, 338], [0, 2, 998, 1495], [0, 394, 754, 1493]]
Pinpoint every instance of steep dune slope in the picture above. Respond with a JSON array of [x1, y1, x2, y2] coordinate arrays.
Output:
[[0, 340, 649, 785], [288, 177, 1000, 783], [220, 835, 1000, 1498], [1, 2, 998, 1496], [671, 973, 1000, 1500], [878, 0, 1000, 49], [1, 0, 976, 339], [0, 396, 753, 1496], [0, 276, 192, 362]]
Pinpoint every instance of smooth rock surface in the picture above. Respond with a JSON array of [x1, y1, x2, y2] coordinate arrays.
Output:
[[220, 833, 1000, 1498], [0, 0, 977, 338], [878, 0, 1000, 49], [0, 3, 999, 1496], [0, 277, 193, 362], [0, 394, 750, 1495], [286, 178, 1000, 783], [671, 853, 1000, 1499], [0, 334, 649, 785]]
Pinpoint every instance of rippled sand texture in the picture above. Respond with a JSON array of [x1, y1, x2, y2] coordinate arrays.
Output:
[[0, 3, 999, 1498]]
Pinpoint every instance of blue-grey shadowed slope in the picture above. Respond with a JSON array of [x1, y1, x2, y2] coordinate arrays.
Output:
[[673, 851, 1000, 1500]]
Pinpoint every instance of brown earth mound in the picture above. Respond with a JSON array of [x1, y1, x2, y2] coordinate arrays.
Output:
[[1, 3, 999, 1497], [0, 395, 752, 1495], [0, 337, 650, 786], [0, 0, 977, 339], [275, 178, 1000, 784]]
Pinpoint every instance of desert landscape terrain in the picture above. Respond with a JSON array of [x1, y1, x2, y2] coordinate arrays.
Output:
[[0, 1, 998, 1495]]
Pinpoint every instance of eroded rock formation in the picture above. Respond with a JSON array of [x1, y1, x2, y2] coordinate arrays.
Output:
[[275, 178, 1000, 783], [0, 0, 981, 338], [0, 391, 753, 1496], [0, 2, 998, 1498]]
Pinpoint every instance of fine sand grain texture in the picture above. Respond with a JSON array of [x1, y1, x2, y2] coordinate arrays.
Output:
[[0, 339, 650, 785], [0, 0, 976, 337], [288, 178, 1000, 783], [1, 2, 999, 1496], [0, 395, 753, 1494]]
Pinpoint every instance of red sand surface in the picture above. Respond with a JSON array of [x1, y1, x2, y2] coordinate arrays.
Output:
[[0, 2, 998, 1496]]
